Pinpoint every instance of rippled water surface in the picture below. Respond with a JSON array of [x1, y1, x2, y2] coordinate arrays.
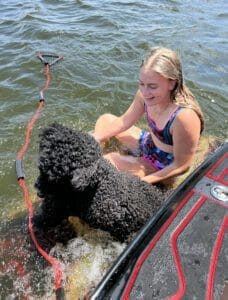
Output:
[[0, 0, 227, 298]]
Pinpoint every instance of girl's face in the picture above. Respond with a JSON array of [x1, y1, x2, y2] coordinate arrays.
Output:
[[139, 67, 175, 107]]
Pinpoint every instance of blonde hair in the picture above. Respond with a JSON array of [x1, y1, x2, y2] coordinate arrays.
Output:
[[141, 47, 204, 132]]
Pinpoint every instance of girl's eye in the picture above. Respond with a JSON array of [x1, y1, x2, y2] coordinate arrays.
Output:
[[139, 81, 157, 89], [149, 85, 157, 89]]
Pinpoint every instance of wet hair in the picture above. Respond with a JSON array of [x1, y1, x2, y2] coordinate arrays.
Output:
[[141, 47, 204, 132]]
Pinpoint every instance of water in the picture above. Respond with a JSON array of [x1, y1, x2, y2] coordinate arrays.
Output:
[[0, 0, 227, 298]]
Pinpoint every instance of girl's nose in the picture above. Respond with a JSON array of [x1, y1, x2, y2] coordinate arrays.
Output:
[[141, 85, 151, 97]]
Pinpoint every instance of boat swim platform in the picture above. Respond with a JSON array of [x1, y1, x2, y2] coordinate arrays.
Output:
[[91, 142, 228, 300]]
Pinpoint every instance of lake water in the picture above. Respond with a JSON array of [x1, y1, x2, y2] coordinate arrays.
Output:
[[0, 0, 227, 298]]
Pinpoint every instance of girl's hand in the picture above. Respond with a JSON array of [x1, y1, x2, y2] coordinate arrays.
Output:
[[89, 132, 101, 142]]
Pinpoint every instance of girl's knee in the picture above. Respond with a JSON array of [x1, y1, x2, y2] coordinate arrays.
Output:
[[98, 113, 117, 123], [95, 113, 118, 130]]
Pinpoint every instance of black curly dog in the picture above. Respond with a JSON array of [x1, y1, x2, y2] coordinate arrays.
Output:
[[33, 123, 168, 249]]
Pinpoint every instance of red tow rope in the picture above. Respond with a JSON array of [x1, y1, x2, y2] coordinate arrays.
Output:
[[16, 53, 65, 300]]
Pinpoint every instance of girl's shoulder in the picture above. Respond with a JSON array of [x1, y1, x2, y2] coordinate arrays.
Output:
[[173, 107, 201, 131], [177, 107, 199, 119]]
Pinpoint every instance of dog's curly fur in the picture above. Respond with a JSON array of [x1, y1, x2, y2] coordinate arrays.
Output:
[[33, 123, 167, 247]]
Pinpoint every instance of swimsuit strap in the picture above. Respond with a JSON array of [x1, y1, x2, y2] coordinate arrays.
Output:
[[144, 105, 184, 145]]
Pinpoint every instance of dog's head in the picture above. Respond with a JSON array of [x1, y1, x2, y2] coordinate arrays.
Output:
[[38, 122, 102, 184]]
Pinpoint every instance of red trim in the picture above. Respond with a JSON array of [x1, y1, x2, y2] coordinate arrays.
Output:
[[193, 189, 228, 209], [168, 196, 207, 299], [206, 153, 228, 185], [121, 191, 195, 300], [120, 148, 227, 299], [206, 214, 228, 300], [121, 190, 227, 299]]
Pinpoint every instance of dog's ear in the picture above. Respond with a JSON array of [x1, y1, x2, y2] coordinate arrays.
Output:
[[71, 161, 99, 191]]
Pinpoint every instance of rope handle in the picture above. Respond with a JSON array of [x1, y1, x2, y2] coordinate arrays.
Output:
[[36, 52, 64, 66], [16, 53, 65, 299]]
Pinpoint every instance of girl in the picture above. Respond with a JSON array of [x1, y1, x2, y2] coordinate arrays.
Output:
[[93, 47, 204, 184]]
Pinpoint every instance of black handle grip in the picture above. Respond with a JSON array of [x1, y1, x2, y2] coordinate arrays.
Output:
[[16, 159, 25, 179], [56, 287, 65, 300]]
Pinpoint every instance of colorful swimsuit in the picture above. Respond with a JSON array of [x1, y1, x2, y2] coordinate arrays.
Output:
[[138, 105, 184, 170]]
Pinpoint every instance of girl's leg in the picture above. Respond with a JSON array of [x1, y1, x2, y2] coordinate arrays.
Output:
[[104, 152, 156, 178], [104, 152, 175, 185], [94, 113, 141, 150]]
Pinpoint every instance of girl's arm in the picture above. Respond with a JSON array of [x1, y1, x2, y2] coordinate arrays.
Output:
[[94, 89, 145, 142], [142, 108, 201, 184]]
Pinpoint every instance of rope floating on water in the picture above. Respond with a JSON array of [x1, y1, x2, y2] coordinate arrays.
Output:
[[16, 52, 65, 300]]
